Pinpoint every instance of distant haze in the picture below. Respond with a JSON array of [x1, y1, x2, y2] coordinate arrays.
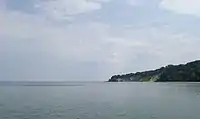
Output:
[[1, 0, 200, 81]]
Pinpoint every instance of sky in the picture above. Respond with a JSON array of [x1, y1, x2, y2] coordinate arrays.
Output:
[[1, 0, 200, 81]]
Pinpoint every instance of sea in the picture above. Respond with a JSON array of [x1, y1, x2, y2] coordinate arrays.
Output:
[[0, 82, 200, 119]]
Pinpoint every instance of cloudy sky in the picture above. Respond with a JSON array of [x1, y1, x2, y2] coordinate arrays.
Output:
[[1, 0, 200, 81]]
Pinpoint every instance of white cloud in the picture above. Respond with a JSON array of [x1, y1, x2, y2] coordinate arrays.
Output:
[[35, 0, 111, 20], [127, 0, 143, 6], [0, 10, 109, 61], [1, 5, 200, 80], [160, 0, 200, 17]]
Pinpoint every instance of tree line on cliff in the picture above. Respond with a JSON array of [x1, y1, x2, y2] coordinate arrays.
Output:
[[109, 60, 200, 82]]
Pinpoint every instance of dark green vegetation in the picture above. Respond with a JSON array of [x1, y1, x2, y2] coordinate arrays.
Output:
[[109, 60, 200, 82]]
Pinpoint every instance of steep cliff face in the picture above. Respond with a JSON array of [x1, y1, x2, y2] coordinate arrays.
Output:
[[108, 60, 200, 82]]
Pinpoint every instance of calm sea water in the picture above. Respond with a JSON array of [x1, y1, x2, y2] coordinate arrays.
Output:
[[0, 82, 200, 119]]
